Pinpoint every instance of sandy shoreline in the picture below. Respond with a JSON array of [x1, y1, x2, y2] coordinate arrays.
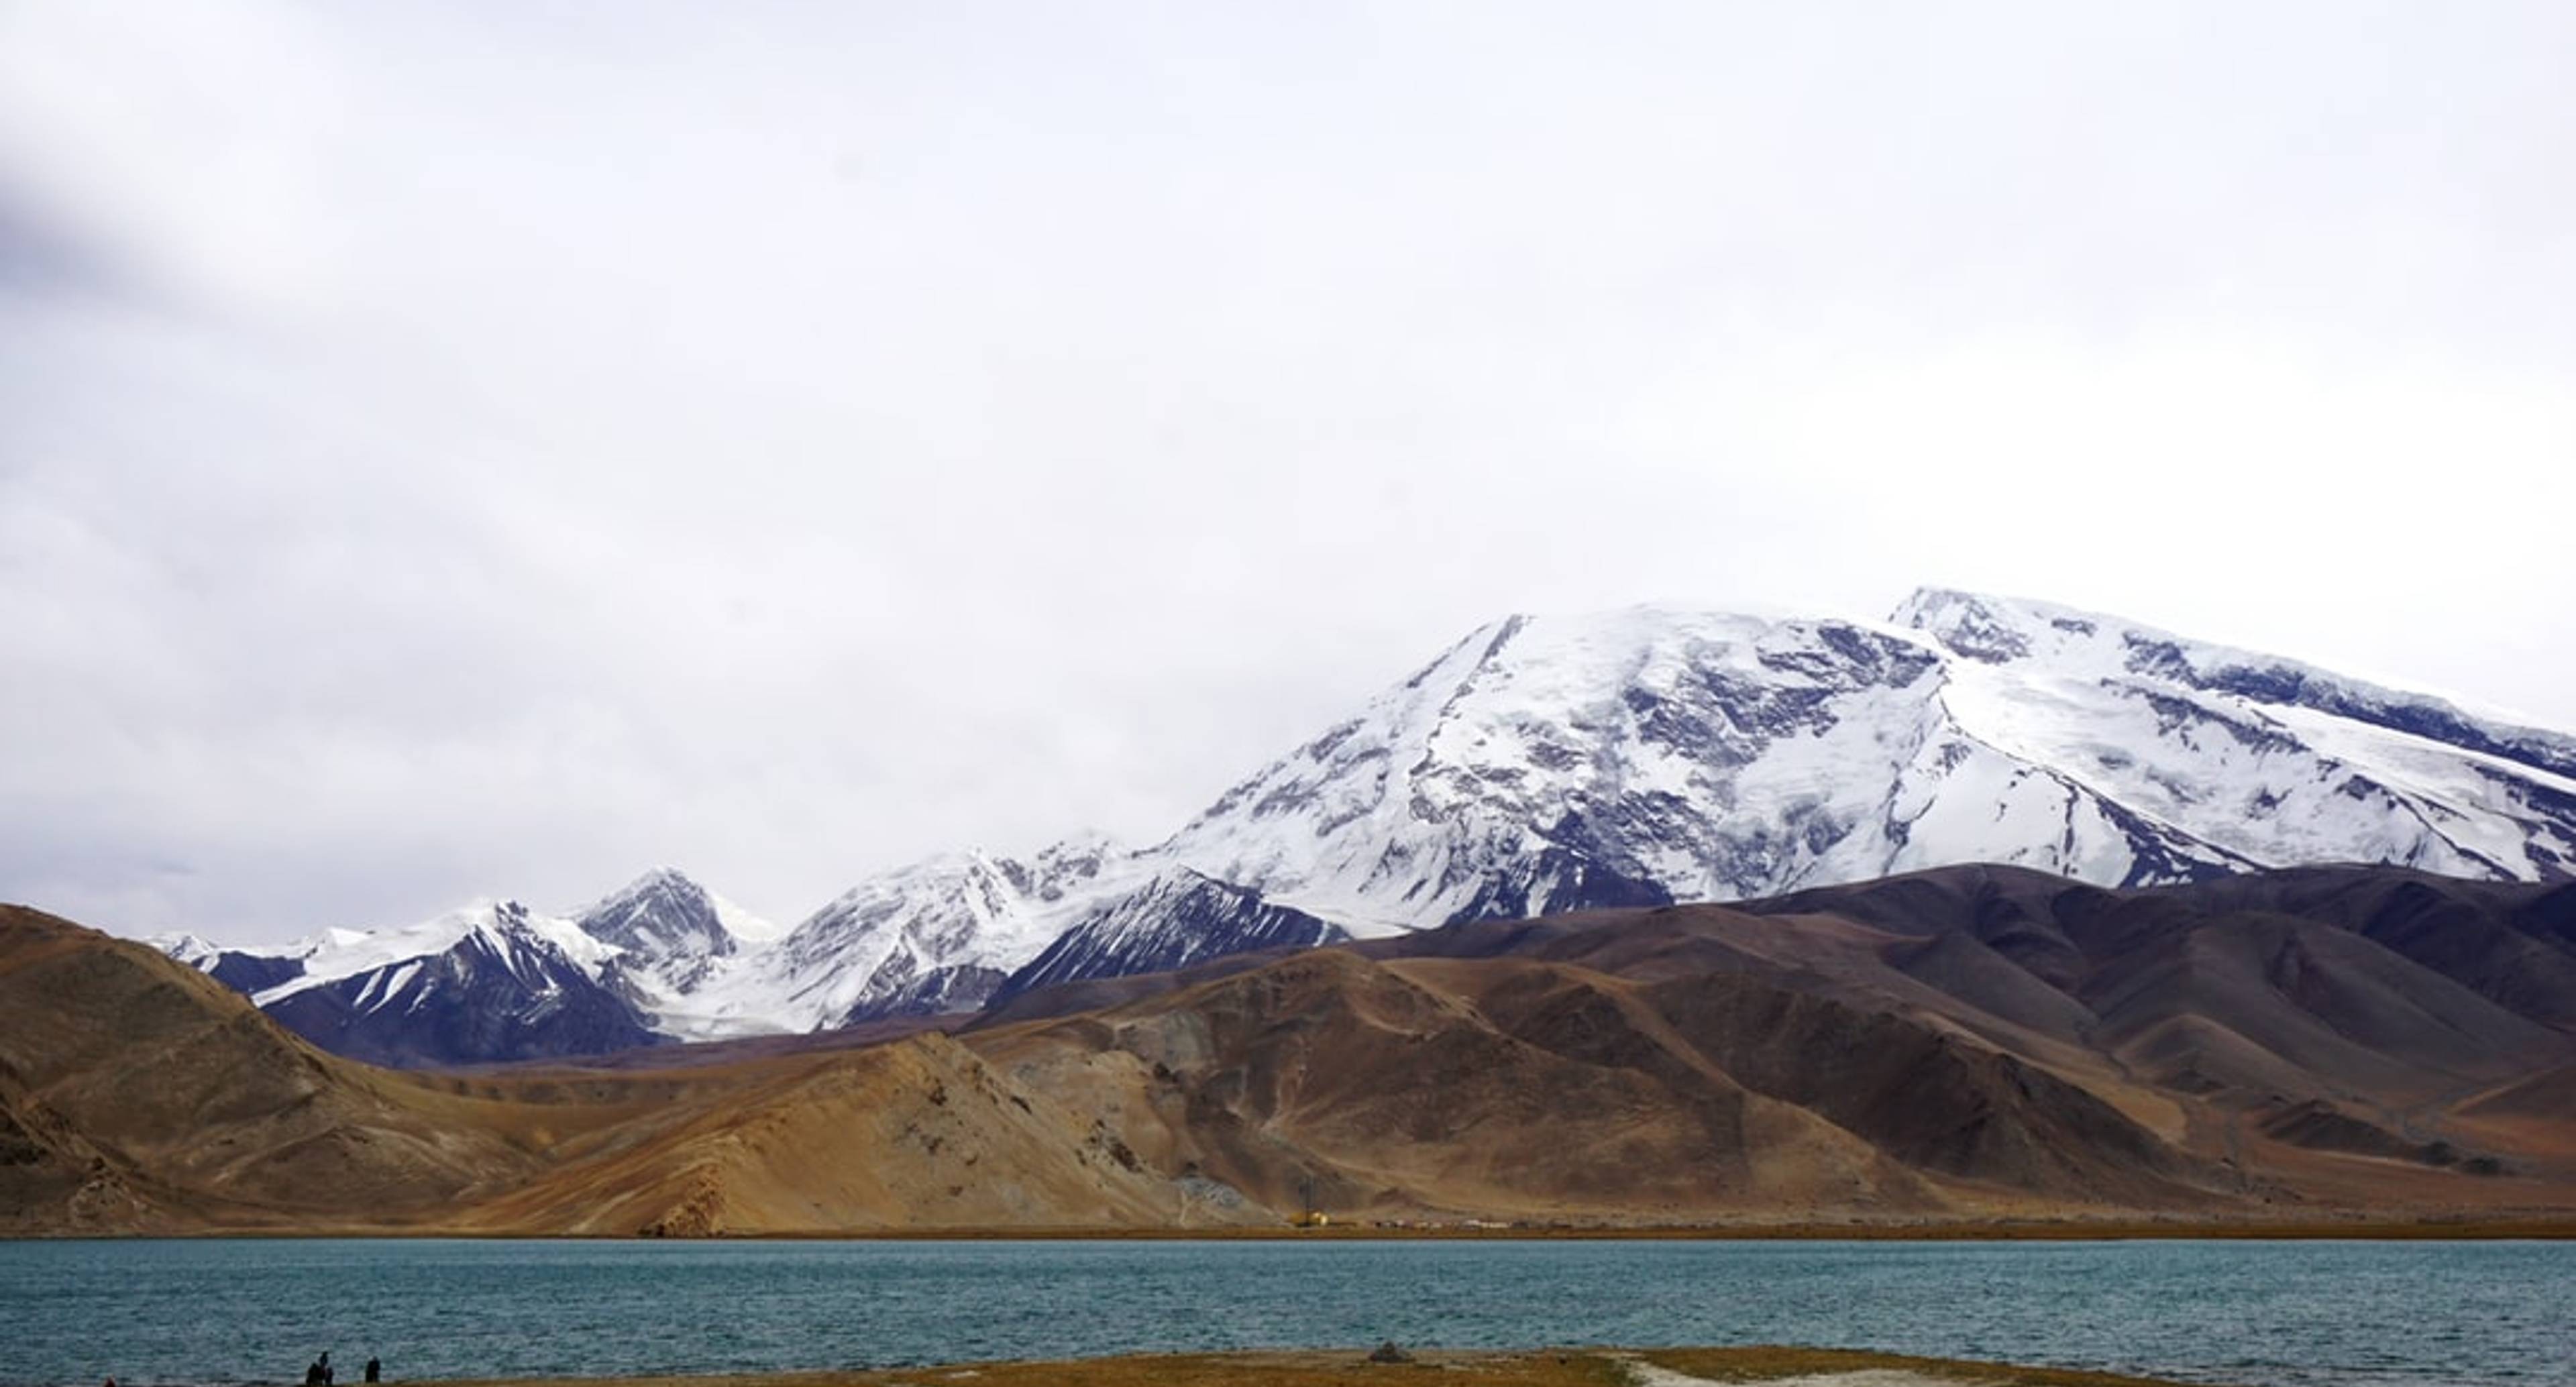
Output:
[[431, 1345, 2218, 1387]]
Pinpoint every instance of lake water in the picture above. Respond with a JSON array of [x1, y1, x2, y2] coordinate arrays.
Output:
[[0, 1239, 2567, 1387]]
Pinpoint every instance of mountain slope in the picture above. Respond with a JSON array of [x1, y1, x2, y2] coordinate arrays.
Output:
[[798, 590, 2574, 1032], [1739, 863, 2576, 1076], [181, 901, 665, 1068], [16, 865, 2576, 1235], [974, 948, 1970, 1220], [970, 862, 2576, 1215], [148, 589, 2576, 1058], [4, 905, 1217, 1235], [460, 1032, 1193, 1235], [574, 867, 778, 998], [1153, 592, 2575, 940], [0, 905, 544, 1231], [1894, 589, 2576, 881], [684, 838, 1120, 1034], [991, 868, 1348, 1007]]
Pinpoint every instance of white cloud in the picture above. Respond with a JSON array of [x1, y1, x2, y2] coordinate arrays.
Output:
[[3, 0, 2570, 940]]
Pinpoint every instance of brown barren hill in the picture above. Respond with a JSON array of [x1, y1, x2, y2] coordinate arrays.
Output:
[[7, 861, 2576, 1235], [975, 948, 1951, 1222], [0, 905, 539, 1231], [463, 1030, 1206, 1235], [969, 944, 2246, 1223]]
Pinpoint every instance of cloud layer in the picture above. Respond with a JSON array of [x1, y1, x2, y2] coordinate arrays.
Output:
[[5, 2, 2571, 940]]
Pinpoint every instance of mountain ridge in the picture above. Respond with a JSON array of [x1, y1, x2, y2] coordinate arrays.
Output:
[[154, 588, 2576, 1065], [17, 861, 2575, 1235]]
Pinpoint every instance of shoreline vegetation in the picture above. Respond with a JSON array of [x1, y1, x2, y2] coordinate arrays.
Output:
[[431, 1347, 2221, 1387]]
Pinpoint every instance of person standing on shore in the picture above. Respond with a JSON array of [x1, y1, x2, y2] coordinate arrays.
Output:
[[365, 1357, 381, 1382]]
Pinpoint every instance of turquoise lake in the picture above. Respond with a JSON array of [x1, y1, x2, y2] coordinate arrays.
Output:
[[1, 1239, 2568, 1387]]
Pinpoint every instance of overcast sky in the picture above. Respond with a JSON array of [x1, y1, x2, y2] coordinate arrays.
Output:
[[4, 2, 2571, 944]]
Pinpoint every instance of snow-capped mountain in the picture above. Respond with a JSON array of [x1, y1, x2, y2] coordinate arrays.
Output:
[[574, 867, 780, 999], [151, 930, 303, 995], [758, 836, 1112, 1025], [1892, 589, 2575, 878], [989, 867, 1346, 1008], [179, 899, 664, 1068], [668, 835, 1106, 1034], [162, 588, 2576, 1063], [1152, 590, 2574, 933], [648, 840, 1356, 1035]]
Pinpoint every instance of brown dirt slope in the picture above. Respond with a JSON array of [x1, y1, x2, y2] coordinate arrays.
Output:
[[969, 946, 2237, 1223], [0, 908, 1248, 1234], [465, 1031, 1201, 1235], [9, 861, 2576, 1234], [0, 905, 539, 1231], [985, 948, 1945, 1221]]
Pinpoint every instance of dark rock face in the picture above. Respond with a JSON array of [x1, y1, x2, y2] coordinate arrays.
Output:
[[573, 869, 739, 993], [836, 962, 1010, 1027], [203, 952, 303, 995], [993, 871, 1346, 1008], [2196, 664, 2576, 783], [1441, 843, 1674, 925], [254, 907, 665, 1069], [168, 877, 742, 1068], [2107, 618, 2576, 787]]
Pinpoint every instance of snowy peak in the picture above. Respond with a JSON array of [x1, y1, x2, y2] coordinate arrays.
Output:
[[1873, 590, 2576, 881], [783, 848, 1059, 972], [992, 866, 1349, 1007], [455, 899, 618, 987], [156, 587, 2576, 1064], [704, 836, 1130, 1034], [1900, 588, 2576, 785], [1159, 607, 1951, 930], [1160, 593, 2576, 937], [247, 898, 613, 1007], [149, 932, 220, 968], [572, 868, 777, 996], [1891, 586, 2057, 664], [162, 897, 665, 1068], [1014, 832, 1118, 903]]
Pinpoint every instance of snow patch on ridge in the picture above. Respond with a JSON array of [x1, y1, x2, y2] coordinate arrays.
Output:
[[247, 901, 613, 1007]]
